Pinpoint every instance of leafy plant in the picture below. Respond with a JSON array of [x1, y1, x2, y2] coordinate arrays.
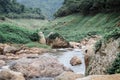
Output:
[[94, 40, 102, 53], [107, 53, 120, 74], [0, 23, 32, 43], [104, 28, 120, 41]]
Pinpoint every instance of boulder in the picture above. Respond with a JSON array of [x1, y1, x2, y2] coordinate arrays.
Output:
[[46, 32, 69, 48], [0, 43, 5, 54], [0, 69, 25, 80], [0, 60, 5, 67], [69, 42, 81, 48], [55, 71, 84, 80], [10, 54, 71, 78], [38, 32, 46, 44], [3, 45, 18, 54], [70, 56, 82, 66]]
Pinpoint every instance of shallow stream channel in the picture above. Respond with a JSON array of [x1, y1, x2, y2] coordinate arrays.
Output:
[[32, 48, 86, 80]]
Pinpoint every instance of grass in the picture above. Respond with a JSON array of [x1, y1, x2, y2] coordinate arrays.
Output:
[[40, 13, 120, 42], [4, 18, 49, 30], [107, 53, 120, 74], [0, 23, 32, 43], [0, 13, 119, 48]]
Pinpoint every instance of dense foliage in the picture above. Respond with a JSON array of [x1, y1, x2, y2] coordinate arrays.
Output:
[[0, 23, 39, 43], [0, 0, 44, 19], [107, 53, 120, 74], [104, 28, 120, 41], [55, 0, 120, 17]]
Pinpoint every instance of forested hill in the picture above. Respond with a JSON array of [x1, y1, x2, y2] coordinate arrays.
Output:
[[16, 0, 64, 19], [55, 0, 120, 17], [0, 0, 45, 19]]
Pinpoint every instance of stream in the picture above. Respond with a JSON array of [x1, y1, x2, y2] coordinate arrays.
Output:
[[31, 48, 85, 80], [50, 48, 85, 74], [0, 48, 85, 80]]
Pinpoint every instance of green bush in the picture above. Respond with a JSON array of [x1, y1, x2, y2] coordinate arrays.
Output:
[[104, 28, 120, 41], [55, 0, 120, 17], [48, 33, 62, 39], [29, 31, 39, 41], [94, 40, 102, 53], [107, 53, 120, 74], [0, 23, 32, 43]]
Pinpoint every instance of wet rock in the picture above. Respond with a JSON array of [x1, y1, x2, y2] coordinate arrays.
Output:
[[3, 45, 17, 54], [70, 56, 82, 66], [0, 69, 25, 80], [46, 32, 69, 48], [55, 71, 84, 80], [69, 42, 81, 49], [10, 54, 71, 78], [0, 60, 5, 67], [0, 55, 7, 60]]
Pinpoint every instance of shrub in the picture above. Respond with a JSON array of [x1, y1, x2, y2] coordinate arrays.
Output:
[[29, 31, 39, 41], [0, 23, 32, 43], [107, 53, 120, 74], [94, 40, 102, 53], [48, 33, 62, 39], [104, 28, 120, 41]]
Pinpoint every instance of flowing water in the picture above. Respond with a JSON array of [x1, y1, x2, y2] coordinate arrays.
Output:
[[50, 48, 85, 74], [0, 48, 85, 80]]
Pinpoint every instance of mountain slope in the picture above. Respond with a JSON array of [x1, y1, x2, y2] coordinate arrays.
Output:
[[40, 13, 120, 41], [16, 0, 64, 19]]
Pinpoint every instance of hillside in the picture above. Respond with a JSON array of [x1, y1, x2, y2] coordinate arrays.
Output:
[[40, 13, 120, 42], [0, 0, 44, 19], [16, 0, 64, 19]]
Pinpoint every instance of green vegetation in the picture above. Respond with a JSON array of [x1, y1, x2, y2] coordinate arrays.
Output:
[[25, 42, 51, 49], [0, 23, 39, 43], [0, 23, 30, 43], [104, 28, 120, 41], [55, 0, 120, 17], [94, 40, 102, 53], [40, 13, 120, 42], [0, 0, 44, 19], [107, 53, 120, 74]]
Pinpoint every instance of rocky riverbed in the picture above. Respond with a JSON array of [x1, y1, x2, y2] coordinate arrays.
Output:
[[0, 43, 85, 80]]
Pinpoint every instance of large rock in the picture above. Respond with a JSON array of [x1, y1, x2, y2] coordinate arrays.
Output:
[[70, 56, 82, 66], [38, 32, 46, 44], [3, 45, 18, 54], [46, 32, 69, 48], [0, 69, 25, 80], [55, 71, 84, 80], [0, 60, 5, 67], [76, 74, 120, 80], [10, 54, 71, 78], [69, 42, 81, 49], [0, 43, 6, 55]]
